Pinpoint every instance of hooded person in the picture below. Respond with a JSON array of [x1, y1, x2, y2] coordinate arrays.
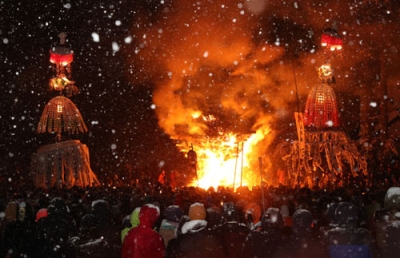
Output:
[[3, 201, 37, 258], [324, 202, 375, 258], [89, 199, 121, 257], [373, 187, 400, 258], [122, 204, 165, 258], [121, 207, 141, 243], [159, 205, 183, 247], [274, 209, 328, 258], [325, 202, 339, 229], [35, 197, 78, 257], [241, 207, 287, 258], [215, 202, 249, 258], [243, 202, 262, 230], [166, 202, 229, 258], [64, 213, 107, 258], [206, 206, 223, 229]]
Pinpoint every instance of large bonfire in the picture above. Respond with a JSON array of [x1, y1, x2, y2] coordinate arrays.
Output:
[[124, 0, 366, 189]]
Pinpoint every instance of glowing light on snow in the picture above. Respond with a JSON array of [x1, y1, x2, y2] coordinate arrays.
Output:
[[112, 42, 120, 52], [124, 36, 132, 44], [91, 32, 100, 42], [326, 120, 334, 127]]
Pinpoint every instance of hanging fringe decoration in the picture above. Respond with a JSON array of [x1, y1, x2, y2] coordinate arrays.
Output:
[[37, 96, 88, 134], [282, 131, 368, 184]]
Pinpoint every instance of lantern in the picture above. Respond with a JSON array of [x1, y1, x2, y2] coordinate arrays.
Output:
[[49, 32, 74, 78], [321, 29, 343, 51], [47, 32, 79, 96], [49, 47, 74, 66]]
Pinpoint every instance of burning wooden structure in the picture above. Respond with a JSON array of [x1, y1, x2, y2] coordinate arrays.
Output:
[[174, 113, 255, 190]]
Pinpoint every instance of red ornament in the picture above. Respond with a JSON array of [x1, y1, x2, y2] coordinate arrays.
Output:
[[321, 32, 343, 51], [50, 51, 74, 65], [304, 83, 340, 129]]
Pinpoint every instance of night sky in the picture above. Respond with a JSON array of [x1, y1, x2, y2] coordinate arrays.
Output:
[[1, 0, 400, 183]]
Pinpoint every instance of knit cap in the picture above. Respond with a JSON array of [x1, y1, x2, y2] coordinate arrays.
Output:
[[35, 208, 48, 222], [384, 187, 400, 210], [188, 202, 206, 221], [165, 205, 183, 222]]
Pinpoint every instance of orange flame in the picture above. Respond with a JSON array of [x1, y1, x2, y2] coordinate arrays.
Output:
[[125, 0, 314, 190], [181, 115, 273, 190]]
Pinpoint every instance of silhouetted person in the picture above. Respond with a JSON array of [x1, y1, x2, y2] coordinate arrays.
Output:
[[167, 202, 229, 258], [35, 197, 78, 257], [324, 202, 375, 258], [241, 207, 287, 258]]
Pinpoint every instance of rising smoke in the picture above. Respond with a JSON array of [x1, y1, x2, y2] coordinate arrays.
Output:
[[124, 0, 400, 186]]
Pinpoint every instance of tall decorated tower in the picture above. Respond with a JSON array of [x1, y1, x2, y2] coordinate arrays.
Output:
[[287, 28, 368, 188], [31, 33, 99, 188]]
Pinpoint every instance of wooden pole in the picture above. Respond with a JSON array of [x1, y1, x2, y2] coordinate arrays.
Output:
[[259, 157, 266, 214], [240, 142, 244, 187], [233, 142, 239, 191]]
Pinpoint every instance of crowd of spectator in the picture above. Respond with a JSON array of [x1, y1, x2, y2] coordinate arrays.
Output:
[[1, 175, 400, 258]]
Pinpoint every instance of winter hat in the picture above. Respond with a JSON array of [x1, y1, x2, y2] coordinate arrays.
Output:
[[81, 213, 98, 229], [188, 202, 206, 221], [165, 205, 183, 223], [91, 199, 110, 217], [292, 209, 312, 234], [35, 208, 48, 222], [335, 202, 358, 226], [139, 204, 160, 228], [48, 197, 68, 215], [384, 187, 400, 210], [261, 207, 284, 231]]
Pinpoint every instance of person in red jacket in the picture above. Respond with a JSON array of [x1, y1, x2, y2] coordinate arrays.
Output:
[[122, 204, 165, 258]]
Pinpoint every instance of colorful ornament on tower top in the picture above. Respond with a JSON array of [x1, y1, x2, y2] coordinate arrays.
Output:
[[321, 29, 343, 52], [48, 33, 79, 97]]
